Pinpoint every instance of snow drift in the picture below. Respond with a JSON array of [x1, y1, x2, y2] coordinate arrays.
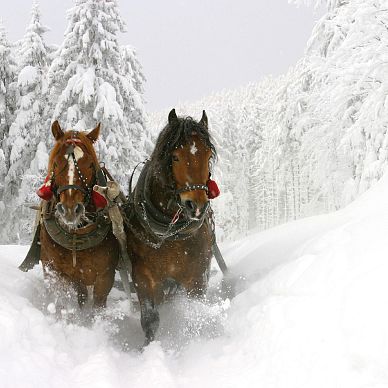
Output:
[[1, 171, 388, 387]]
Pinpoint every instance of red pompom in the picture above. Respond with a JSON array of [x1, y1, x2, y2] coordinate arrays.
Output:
[[92, 190, 107, 208], [207, 179, 220, 199], [37, 175, 54, 201], [37, 185, 54, 201]]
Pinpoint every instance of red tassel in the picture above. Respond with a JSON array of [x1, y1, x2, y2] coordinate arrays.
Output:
[[37, 175, 54, 201], [207, 179, 220, 199], [92, 190, 107, 208]]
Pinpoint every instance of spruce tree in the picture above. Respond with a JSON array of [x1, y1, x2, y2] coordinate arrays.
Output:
[[0, 21, 16, 169], [1, 2, 49, 242], [48, 0, 148, 184]]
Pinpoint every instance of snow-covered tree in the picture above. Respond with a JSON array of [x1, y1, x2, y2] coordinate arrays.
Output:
[[1, 0, 386, 245], [121, 45, 145, 96], [48, 0, 148, 184], [0, 21, 17, 229], [0, 21, 16, 163], [147, 0, 388, 241], [1, 2, 50, 242]]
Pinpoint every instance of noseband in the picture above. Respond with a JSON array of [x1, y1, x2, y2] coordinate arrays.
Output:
[[175, 184, 208, 195]]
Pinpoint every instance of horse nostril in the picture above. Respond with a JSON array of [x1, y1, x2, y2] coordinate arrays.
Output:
[[56, 203, 65, 215], [74, 203, 85, 215], [185, 200, 196, 212]]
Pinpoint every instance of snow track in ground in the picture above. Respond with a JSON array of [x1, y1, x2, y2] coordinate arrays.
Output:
[[2, 174, 388, 387]]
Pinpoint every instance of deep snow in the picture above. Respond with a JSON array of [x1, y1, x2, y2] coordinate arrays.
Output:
[[1, 174, 388, 388]]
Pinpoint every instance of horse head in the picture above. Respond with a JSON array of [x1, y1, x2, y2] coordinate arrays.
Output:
[[48, 121, 101, 228], [151, 109, 217, 220]]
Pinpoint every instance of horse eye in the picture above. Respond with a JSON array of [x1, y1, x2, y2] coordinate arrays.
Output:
[[172, 155, 179, 162]]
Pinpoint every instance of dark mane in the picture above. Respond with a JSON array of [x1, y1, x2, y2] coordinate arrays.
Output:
[[149, 116, 217, 185]]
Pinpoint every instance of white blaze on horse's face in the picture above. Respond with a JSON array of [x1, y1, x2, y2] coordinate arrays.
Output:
[[172, 135, 211, 219], [66, 146, 84, 193], [190, 141, 198, 155]]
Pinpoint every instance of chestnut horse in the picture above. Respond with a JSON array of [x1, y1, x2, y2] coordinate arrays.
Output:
[[126, 109, 217, 344], [39, 121, 119, 310]]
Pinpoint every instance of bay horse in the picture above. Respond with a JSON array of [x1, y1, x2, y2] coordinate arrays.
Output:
[[126, 109, 218, 345], [39, 121, 119, 311]]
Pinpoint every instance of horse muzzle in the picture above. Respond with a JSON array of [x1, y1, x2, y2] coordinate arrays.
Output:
[[177, 184, 209, 220], [181, 198, 209, 220], [56, 202, 85, 227]]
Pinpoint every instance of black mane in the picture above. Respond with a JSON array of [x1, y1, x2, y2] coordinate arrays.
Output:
[[149, 115, 217, 186]]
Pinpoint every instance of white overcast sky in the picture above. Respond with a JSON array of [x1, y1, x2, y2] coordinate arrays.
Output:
[[2, 0, 324, 111]]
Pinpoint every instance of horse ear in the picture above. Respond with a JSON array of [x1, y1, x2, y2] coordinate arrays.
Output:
[[51, 120, 64, 140], [168, 109, 178, 125], [87, 123, 101, 143], [199, 110, 208, 129]]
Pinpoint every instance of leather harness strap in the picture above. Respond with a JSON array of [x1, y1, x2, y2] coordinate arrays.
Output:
[[125, 161, 228, 274], [54, 133, 108, 203], [44, 133, 111, 254], [56, 184, 89, 195], [125, 161, 210, 248], [43, 215, 111, 251], [176, 184, 208, 194]]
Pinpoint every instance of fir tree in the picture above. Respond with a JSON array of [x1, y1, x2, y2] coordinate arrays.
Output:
[[48, 0, 148, 184], [0, 21, 17, 228], [1, 2, 50, 242], [0, 21, 16, 167]]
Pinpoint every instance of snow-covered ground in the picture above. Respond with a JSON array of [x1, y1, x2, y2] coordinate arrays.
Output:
[[1, 174, 388, 388]]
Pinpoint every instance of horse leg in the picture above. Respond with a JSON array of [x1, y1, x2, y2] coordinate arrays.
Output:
[[93, 271, 115, 310], [42, 265, 57, 311], [42, 265, 77, 317], [139, 296, 159, 346], [186, 271, 210, 299], [163, 277, 182, 298], [75, 282, 88, 307]]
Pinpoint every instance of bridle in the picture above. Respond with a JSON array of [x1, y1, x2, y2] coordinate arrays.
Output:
[[51, 132, 106, 204], [175, 183, 209, 195], [126, 160, 211, 249]]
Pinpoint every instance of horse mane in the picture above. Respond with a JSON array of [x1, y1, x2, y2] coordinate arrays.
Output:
[[48, 130, 99, 172], [149, 116, 217, 186]]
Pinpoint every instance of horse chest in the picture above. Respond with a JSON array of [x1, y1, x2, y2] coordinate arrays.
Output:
[[40, 227, 118, 283], [131, 226, 212, 283]]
